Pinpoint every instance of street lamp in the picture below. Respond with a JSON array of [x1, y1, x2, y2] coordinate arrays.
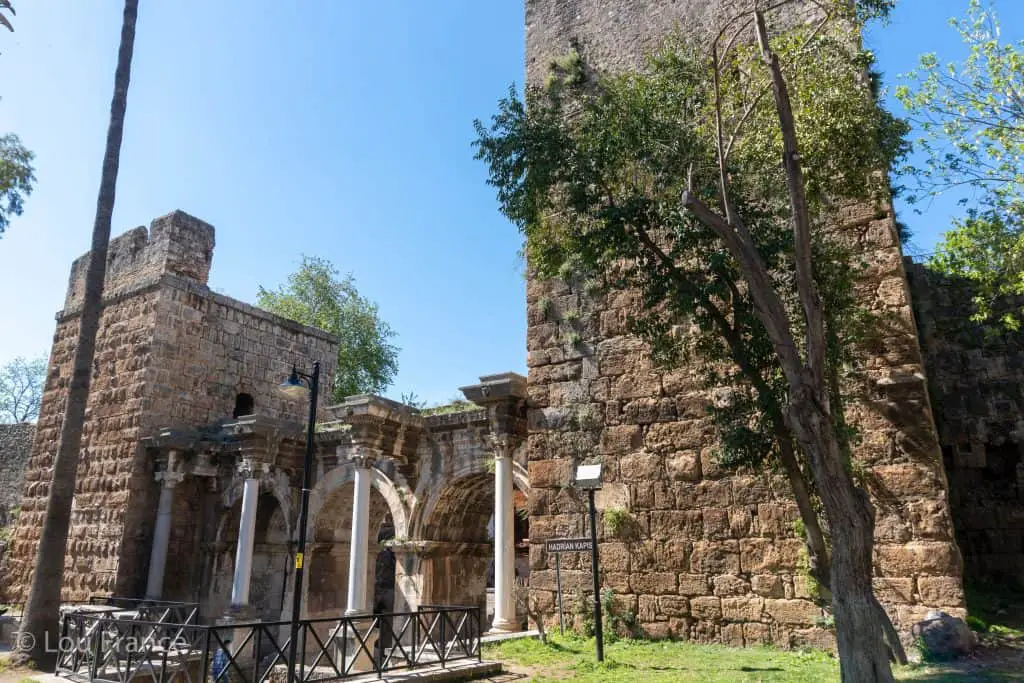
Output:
[[573, 463, 604, 663], [280, 362, 320, 683]]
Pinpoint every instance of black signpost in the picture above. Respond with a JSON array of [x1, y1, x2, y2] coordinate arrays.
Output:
[[571, 463, 604, 663], [586, 489, 604, 662], [545, 536, 595, 633]]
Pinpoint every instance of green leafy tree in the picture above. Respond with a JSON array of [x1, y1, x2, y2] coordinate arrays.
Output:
[[930, 209, 1023, 329], [0, 355, 45, 422], [897, 0, 1024, 328], [258, 256, 399, 402], [476, 1, 909, 679], [0, 133, 35, 237]]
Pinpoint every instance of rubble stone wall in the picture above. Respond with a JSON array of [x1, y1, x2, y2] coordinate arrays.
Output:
[[523, 0, 964, 649], [907, 262, 1024, 586], [2, 210, 337, 603], [0, 423, 34, 527]]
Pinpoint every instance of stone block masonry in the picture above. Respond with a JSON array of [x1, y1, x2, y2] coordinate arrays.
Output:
[[1, 210, 338, 603], [907, 262, 1024, 585], [524, 0, 964, 648], [0, 423, 34, 527]]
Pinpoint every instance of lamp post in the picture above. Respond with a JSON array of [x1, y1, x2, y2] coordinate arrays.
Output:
[[280, 362, 320, 683], [573, 463, 604, 663]]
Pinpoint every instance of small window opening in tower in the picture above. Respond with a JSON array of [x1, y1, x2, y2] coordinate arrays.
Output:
[[233, 393, 255, 418]]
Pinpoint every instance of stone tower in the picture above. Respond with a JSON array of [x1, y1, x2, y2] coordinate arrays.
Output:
[[523, 0, 965, 647], [2, 211, 337, 602]]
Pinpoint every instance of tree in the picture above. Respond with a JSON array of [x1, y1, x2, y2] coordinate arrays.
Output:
[[258, 256, 399, 403], [929, 209, 1023, 330], [0, 356, 45, 423], [475, 1, 909, 680], [897, 0, 1024, 329], [0, 133, 35, 238], [16, 0, 138, 667]]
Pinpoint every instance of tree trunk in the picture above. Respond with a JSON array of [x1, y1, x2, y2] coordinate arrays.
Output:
[[787, 392, 895, 683], [774, 430, 831, 589], [15, 0, 138, 667]]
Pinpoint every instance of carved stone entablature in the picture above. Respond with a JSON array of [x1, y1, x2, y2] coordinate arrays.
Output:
[[141, 426, 235, 483], [318, 396, 426, 480], [220, 414, 305, 471], [460, 372, 528, 444]]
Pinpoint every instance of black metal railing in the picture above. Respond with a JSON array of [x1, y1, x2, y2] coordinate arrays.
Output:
[[84, 597, 201, 626], [57, 605, 482, 683]]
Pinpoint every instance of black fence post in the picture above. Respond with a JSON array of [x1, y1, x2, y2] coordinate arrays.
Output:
[[439, 611, 446, 668], [200, 628, 212, 683]]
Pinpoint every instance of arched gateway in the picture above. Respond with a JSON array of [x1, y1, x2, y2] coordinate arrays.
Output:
[[138, 372, 530, 633]]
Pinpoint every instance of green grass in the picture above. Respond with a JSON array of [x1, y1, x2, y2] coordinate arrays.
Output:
[[485, 634, 1024, 682], [484, 634, 840, 682]]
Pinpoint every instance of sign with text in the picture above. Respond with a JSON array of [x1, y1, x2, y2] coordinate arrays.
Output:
[[545, 537, 594, 553]]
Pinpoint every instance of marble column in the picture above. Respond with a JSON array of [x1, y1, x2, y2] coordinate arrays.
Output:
[[145, 455, 185, 600], [490, 439, 517, 633], [345, 455, 373, 615], [230, 461, 261, 608]]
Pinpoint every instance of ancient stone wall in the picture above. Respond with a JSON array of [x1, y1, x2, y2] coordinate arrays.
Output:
[[907, 261, 1024, 586], [0, 423, 34, 527], [524, 0, 963, 648], [2, 210, 337, 603]]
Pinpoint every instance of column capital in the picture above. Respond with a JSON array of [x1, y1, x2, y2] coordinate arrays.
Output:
[[237, 457, 270, 479], [346, 445, 377, 469], [485, 433, 516, 459]]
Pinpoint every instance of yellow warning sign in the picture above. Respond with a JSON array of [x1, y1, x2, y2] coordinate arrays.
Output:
[[295, 552, 304, 569]]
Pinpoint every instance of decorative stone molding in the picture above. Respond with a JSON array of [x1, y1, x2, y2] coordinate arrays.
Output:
[[236, 458, 270, 480]]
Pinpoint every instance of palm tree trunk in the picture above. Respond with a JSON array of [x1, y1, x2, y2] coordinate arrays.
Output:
[[15, 0, 138, 667]]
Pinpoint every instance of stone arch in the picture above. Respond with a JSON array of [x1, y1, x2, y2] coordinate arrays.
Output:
[[414, 462, 532, 626], [306, 463, 409, 542], [207, 491, 290, 620], [301, 473, 397, 622], [219, 469, 294, 543], [413, 456, 530, 543]]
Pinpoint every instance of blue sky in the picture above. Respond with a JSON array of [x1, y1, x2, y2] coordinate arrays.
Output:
[[0, 1, 1020, 406]]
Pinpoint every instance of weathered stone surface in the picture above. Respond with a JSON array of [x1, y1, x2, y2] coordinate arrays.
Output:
[[677, 573, 710, 596], [906, 261, 1024, 586], [631, 571, 678, 595], [519, 0, 967, 650], [912, 611, 978, 658], [690, 596, 722, 621], [752, 574, 785, 598], [690, 541, 741, 575], [873, 577, 915, 605], [739, 538, 804, 573], [659, 595, 690, 617], [721, 597, 764, 622], [764, 599, 823, 626], [0, 424, 33, 528], [918, 577, 966, 607], [712, 575, 750, 597], [665, 451, 701, 481], [529, 459, 572, 488], [875, 542, 962, 577], [620, 452, 664, 481]]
